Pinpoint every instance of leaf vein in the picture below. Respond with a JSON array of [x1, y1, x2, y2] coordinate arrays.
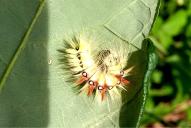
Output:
[[0, 0, 46, 91]]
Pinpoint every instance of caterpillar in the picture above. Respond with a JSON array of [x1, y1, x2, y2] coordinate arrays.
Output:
[[58, 32, 133, 102]]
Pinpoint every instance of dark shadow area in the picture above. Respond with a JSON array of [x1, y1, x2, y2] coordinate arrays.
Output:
[[119, 40, 150, 127], [0, 0, 49, 127]]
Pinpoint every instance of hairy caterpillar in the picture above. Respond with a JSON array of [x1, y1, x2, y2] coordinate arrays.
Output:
[[58, 32, 133, 102]]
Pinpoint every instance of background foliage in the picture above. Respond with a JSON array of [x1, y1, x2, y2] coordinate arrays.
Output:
[[141, 0, 191, 127]]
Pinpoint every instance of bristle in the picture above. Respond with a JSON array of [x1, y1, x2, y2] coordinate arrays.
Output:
[[57, 32, 133, 102]]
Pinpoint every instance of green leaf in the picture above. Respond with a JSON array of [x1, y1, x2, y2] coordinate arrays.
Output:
[[151, 17, 163, 35], [186, 23, 191, 38], [161, 10, 187, 36], [152, 70, 162, 84], [152, 10, 188, 50], [0, 0, 159, 127]]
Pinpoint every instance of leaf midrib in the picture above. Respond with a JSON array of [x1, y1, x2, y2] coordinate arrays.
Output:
[[0, 0, 46, 91]]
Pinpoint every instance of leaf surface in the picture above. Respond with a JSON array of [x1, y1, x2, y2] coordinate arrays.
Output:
[[0, 0, 159, 127]]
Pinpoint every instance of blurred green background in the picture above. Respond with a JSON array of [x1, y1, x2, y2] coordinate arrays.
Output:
[[141, 0, 191, 127]]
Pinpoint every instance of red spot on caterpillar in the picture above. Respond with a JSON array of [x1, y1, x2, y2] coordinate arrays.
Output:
[[121, 77, 130, 85], [76, 76, 87, 85], [87, 86, 95, 96], [115, 75, 130, 85], [101, 85, 108, 101], [97, 84, 109, 101], [76, 72, 89, 85], [87, 81, 98, 96]]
